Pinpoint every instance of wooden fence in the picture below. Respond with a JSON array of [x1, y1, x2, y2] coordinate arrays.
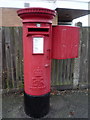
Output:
[[2, 27, 23, 90], [1, 27, 89, 91]]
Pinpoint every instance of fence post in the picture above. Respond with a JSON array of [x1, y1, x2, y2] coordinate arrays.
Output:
[[0, 8, 2, 91], [0, 27, 2, 91], [73, 22, 82, 89], [0, 8, 2, 119]]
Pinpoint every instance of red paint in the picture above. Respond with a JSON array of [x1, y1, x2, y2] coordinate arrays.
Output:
[[17, 8, 80, 96], [17, 8, 56, 96], [52, 25, 80, 59]]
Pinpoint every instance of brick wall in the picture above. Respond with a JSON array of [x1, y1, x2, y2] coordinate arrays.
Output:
[[0, 8, 22, 26], [0, 8, 57, 27]]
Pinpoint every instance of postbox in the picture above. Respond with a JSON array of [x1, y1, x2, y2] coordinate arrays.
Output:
[[17, 7, 56, 118], [52, 25, 80, 59], [17, 7, 80, 118]]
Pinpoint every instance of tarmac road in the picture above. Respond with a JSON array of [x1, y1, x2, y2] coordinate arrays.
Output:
[[2, 89, 88, 119]]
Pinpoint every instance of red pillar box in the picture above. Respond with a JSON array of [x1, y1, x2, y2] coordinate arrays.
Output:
[[17, 8, 56, 118], [52, 25, 80, 59]]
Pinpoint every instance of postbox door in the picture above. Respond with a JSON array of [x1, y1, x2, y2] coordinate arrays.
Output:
[[24, 33, 51, 96]]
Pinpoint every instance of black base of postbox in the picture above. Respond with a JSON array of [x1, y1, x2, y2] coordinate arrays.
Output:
[[24, 92, 50, 118]]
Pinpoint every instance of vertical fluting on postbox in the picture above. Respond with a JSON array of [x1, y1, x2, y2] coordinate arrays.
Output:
[[17, 8, 56, 118]]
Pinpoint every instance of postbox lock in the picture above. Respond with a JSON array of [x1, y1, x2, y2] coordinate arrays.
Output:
[[44, 64, 49, 67]]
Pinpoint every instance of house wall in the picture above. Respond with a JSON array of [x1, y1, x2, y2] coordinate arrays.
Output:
[[0, 8, 57, 27]]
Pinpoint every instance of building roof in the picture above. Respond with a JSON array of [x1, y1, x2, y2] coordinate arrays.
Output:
[[56, 8, 90, 22]]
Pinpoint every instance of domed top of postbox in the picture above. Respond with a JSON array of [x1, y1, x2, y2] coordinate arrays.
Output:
[[17, 7, 56, 23]]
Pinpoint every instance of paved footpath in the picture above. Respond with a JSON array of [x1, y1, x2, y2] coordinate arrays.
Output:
[[2, 89, 88, 119]]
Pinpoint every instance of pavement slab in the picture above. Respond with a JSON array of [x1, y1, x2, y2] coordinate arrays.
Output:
[[2, 89, 88, 119]]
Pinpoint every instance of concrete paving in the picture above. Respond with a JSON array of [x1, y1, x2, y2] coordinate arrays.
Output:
[[2, 89, 88, 119]]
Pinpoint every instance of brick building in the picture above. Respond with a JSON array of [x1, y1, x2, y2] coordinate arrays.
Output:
[[0, 8, 57, 26]]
